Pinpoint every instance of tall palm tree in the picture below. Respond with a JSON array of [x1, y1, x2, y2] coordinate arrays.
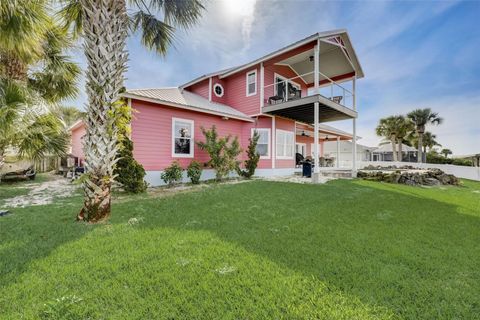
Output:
[[59, 0, 205, 222], [376, 116, 404, 162], [407, 108, 443, 163], [394, 116, 414, 162]]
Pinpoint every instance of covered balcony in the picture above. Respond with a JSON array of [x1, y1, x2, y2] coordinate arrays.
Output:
[[257, 31, 364, 179]]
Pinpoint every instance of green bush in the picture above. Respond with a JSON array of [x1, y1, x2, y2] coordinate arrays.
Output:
[[237, 130, 260, 178], [452, 158, 473, 166], [187, 160, 202, 184], [196, 125, 241, 181], [161, 161, 183, 186], [114, 137, 147, 193]]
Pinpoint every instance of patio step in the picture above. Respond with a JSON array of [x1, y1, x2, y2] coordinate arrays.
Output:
[[320, 170, 353, 178]]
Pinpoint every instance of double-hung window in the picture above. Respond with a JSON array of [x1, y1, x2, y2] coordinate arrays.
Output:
[[276, 129, 294, 159], [252, 128, 270, 159], [246, 70, 257, 96], [172, 118, 194, 158]]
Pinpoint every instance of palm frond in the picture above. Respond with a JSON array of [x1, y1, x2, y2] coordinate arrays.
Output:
[[147, 0, 205, 28], [56, 0, 83, 39], [130, 10, 175, 55]]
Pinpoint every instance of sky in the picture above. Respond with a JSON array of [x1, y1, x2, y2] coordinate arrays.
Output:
[[69, 0, 480, 155]]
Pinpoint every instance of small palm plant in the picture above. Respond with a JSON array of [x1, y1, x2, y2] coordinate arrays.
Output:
[[441, 148, 453, 158], [0, 1, 79, 170], [407, 108, 443, 163]]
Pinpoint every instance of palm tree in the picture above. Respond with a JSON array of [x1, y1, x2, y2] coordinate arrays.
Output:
[[59, 0, 205, 222], [376, 116, 404, 162], [409, 131, 441, 154], [0, 80, 68, 169], [441, 148, 452, 158], [422, 132, 441, 153], [57, 105, 85, 127], [394, 116, 414, 162], [407, 108, 443, 163], [0, 1, 79, 170]]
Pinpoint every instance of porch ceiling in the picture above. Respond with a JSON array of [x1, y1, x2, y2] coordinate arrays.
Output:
[[277, 42, 354, 85], [263, 94, 357, 124]]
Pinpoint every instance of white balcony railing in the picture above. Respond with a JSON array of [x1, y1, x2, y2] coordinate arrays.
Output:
[[263, 71, 354, 110]]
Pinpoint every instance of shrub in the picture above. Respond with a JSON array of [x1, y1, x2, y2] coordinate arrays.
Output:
[[452, 158, 473, 166], [161, 161, 183, 186], [187, 160, 203, 184], [114, 137, 147, 193], [196, 125, 241, 181], [237, 130, 260, 178]]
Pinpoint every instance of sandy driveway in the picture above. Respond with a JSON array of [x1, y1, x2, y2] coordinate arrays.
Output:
[[1, 176, 78, 208]]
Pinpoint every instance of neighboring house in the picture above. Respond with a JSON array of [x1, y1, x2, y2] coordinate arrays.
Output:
[[71, 29, 364, 185], [371, 143, 418, 162], [323, 140, 373, 168]]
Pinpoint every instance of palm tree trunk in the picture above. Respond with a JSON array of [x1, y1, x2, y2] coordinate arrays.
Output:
[[397, 139, 403, 162], [0, 50, 28, 81], [391, 135, 397, 162], [78, 0, 128, 222], [417, 131, 423, 163]]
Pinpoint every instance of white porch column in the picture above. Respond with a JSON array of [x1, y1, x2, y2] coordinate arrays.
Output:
[[336, 136, 340, 168], [314, 102, 319, 174], [352, 76, 357, 176], [313, 40, 320, 179], [260, 62, 264, 108]]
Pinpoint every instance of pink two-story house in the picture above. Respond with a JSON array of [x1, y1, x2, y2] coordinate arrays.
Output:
[[70, 29, 364, 185]]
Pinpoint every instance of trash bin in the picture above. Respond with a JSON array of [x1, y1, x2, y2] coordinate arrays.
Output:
[[302, 161, 313, 178]]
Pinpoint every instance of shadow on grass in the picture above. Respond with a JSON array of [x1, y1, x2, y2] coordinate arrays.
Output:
[[125, 179, 480, 319], [0, 194, 90, 289]]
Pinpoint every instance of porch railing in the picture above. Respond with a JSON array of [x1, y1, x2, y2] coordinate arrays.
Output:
[[263, 71, 354, 110]]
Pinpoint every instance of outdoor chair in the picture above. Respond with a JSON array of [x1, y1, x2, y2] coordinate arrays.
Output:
[[331, 96, 343, 104]]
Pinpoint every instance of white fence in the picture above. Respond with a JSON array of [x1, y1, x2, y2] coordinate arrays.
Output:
[[357, 161, 480, 181]]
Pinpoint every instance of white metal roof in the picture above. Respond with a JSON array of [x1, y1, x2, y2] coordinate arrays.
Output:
[[122, 88, 253, 122], [373, 143, 417, 153]]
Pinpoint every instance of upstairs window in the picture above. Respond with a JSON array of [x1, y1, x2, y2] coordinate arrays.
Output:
[[172, 118, 194, 158], [246, 70, 257, 96], [276, 129, 294, 159], [252, 128, 270, 158]]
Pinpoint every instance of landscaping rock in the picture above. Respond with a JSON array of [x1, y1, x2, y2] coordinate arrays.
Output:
[[358, 167, 460, 186]]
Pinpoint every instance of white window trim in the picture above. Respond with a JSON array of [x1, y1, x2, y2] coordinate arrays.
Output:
[[172, 117, 194, 158], [246, 69, 257, 97], [273, 73, 301, 96], [276, 129, 295, 159], [251, 128, 270, 159], [213, 83, 224, 97]]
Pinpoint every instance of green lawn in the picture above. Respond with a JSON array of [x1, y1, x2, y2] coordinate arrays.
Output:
[[1, 178, 479, 319]]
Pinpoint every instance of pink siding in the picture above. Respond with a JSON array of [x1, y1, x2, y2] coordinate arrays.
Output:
[[71, 124, 85, 165], [240, 116, 273, 169], [188, 79, 210, 99], [223, 65, 261, 116], [131, 99, 247, 171]]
